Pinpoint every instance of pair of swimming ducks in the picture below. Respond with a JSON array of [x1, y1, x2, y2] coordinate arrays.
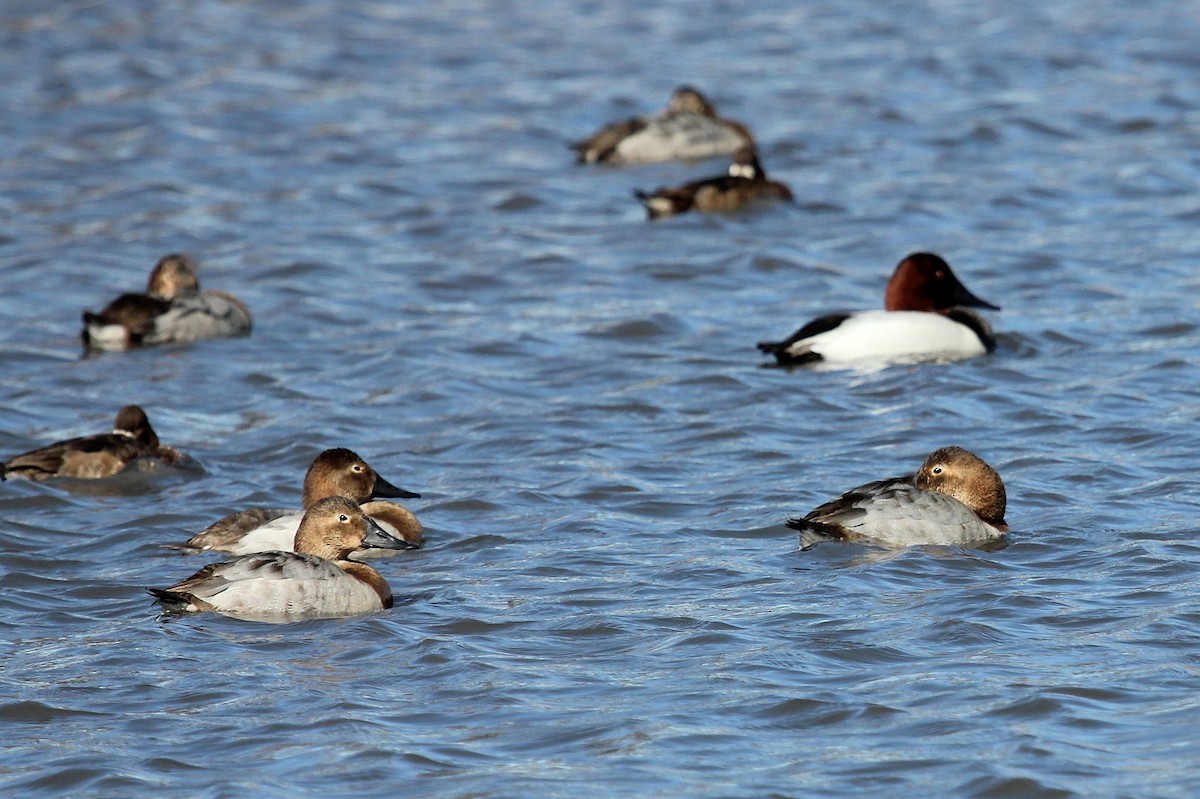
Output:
[[573, 86, 793, 219], [151, 447, 425, 621], [4, 415, 1008, 620]]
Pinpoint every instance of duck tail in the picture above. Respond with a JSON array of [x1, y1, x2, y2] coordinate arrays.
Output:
[[146, 587, 196, 611], [632, 190, 678, 220], [756, 342, 822, 368], [786, 517, 847, 549], [159, 540, 204, 554], [756, 339, 784, 354]]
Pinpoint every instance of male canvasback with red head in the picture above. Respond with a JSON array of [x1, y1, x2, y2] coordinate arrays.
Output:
[[757, 252, 1000, 368], [2, 405, 185, 481], [178, 447, 423, 559], [572, 85, 755, 165], [788, 446, 1009, 548], [149, 496, 410, 620], [82, 253, 252, 352]]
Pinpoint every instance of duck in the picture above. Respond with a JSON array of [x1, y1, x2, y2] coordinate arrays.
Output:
[[757, 252, 999, 368], [148, 496, 409, 620], [572, 85, 754, 165], [177, 447, 423, 558], [633, 145, 793, 219], [2, 405, 185, 481], [788, 446, 1009, 548], [82, 253, 252, 351]]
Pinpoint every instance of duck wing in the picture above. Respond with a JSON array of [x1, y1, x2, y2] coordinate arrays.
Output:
[[572, 117, 647, 164], [176, 507, 294, 552], [2, 433, 146, 480], [757, 312, 851, 363], [143, 292, 251, 344]]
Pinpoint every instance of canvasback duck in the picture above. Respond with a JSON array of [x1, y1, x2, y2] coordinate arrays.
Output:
[[178, 447, 422, 558], [757, 252, 1000, 368], [572, 85, 755, 165], [82, 253, 252, 351], [634, 145, 793, 219], [148, 496, 408, 620], [2, 405, 184, 481], [788, 446, 1009, 548]]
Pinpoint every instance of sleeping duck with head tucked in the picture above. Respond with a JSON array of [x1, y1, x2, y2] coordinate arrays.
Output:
[[149, 496, 410, 620], [82, 253, 252, 351], [572, 85, 755, 165], [788, 446, 1009, 549]]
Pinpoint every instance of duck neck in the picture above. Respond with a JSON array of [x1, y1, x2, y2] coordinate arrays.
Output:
[[339, 561, 393, 608]]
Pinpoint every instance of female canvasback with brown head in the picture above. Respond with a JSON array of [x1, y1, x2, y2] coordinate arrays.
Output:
[[2, 405, 184, 481], [178, 447, 423, 557], [572, 85, 755, 165], [149, 496, 410, 620], [757, 253, 1000, 368], [634, 145, 793, 219], [788, 446, 1009, 548], [82, 253, 252, 351], [146, 253, 201, 298]]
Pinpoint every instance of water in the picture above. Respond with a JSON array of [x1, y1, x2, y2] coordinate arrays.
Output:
[[2, 0, 1199, 796]]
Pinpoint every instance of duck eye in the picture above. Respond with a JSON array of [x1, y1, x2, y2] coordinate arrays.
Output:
[[932, 466, 943, 475], [935, 270, 945, 280], [352, 464, 363, 473], [339, 514, 350, 523]]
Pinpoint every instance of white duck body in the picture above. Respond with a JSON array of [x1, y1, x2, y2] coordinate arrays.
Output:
[[779, 310, 991, 367]]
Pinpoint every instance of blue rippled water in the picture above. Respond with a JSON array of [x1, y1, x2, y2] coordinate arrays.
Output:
[[2, 1, 1200, 796]]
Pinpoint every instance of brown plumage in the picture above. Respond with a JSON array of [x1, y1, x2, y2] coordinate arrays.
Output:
[[634, 146, 792, 219], [2, 405, 185, 481], [81, 254, 198, 348], [914, 446, 1008, 531], [179, 448, 422, 555]]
